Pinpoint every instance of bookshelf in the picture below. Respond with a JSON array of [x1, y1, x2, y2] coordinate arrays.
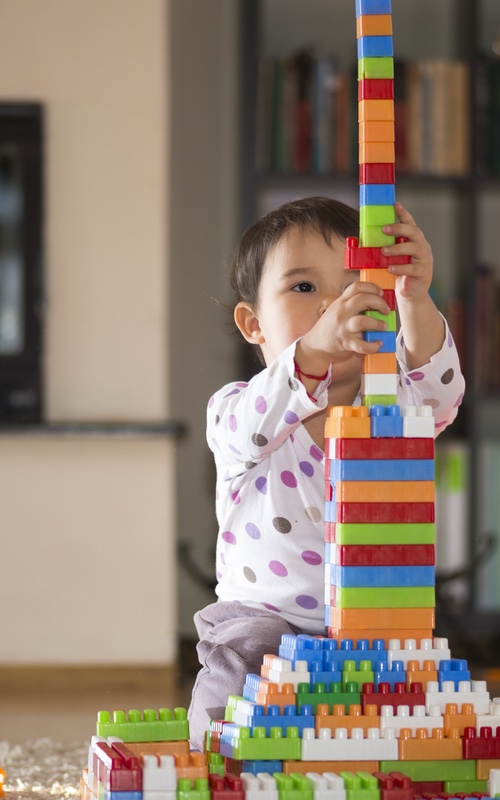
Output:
[[239, 0, 500, 657]]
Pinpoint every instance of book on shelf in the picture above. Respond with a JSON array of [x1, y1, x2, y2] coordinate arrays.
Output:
[[474, 263, 500, 394], [256, 50, 471, 177]]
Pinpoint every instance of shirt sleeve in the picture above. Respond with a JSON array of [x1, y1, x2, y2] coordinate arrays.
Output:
[[396, 315, 465, 435], [206, 340, 331, 466]]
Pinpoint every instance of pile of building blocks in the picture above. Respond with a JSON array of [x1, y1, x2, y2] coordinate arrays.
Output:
[[79, 0, 500, 798]]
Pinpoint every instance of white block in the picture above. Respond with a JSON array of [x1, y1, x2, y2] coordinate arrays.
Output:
[[142, 755, 177, 792], [387, 637, 450, 668], [87, 735, 106, 790], [402, 405, 435, 438], [488, 768, 500, 798], [306, 772, 347, 800], [301, 727, 398, 762], [475, 699, 500, 734], [361, 374, 398, 395], [240, 773, 279, 800], [266, 657, 310, 690], [379, 704, 444, 737], [425, 680, 491, 714]]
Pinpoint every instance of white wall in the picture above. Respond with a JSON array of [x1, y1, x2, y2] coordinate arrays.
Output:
[[0, 0, 175, 664]]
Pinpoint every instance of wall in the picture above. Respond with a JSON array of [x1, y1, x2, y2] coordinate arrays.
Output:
[[0, 0, 175, 663]]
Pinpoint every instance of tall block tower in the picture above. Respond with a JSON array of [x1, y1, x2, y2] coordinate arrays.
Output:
[[324, 0, 436, 645]]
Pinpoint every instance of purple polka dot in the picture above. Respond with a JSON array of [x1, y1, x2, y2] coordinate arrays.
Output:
[[269, 560, 288, 577], [231, 490, 241, 504], [245, 522, 261, 539], [309, 444, 323, 462], [255, 395, 267, 414], [208, 395, 215, 407], [408, 371, 425, 381], [216, 570, 222, 580], [224, 469, 231, 481], [299, 461, 314, 477], [236, 382, 248, 388], [229, 414, 237, 432], [295, 595, 318, 610], [301, 550, 322, 566], [448, 331, 453, 347], [220, 553, 226, 565], [224, 388, 240, 398], [454, 393, 464, 407], [255, 476, 267, 494], [281, 470, 297, 488], [405, 377, 411, 385], [229, 444, 242, 455], [262, 602, 280, 613], [284, 410, 299, 425], [400, 336, 405, 347], [222, 531, 236, 545]]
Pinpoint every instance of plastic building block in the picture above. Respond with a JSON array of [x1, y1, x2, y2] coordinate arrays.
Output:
[[301, 727, 398, 762], [177, 777, 211, 800], [329, 458, 434, 482], [462, 726, 500, 759], [360, 269, 396, 289], [260, 656, 310, 690], [341, 661, 375, 689], [207, 753, 225, 776], [332, 544, 435, 568], [360, 142, 396, 164], [141, 754, 177, 793], [328, 502, 435, 525], [378, 759, 476, 782], [325, 407, 371, 439], [361, 682, 426, 713], [373, 771, 413, 800], [309, 662, 344, 687], [402, 406, 435, 439], [368, 404, 403, 437], [240, 773, 279, 800], [125, 740, 190, 757], [297, 682, 362, 714], [359, 121, 395, 144], [362, 331, 397, 351], [239, 760, 283, 776], [219, 725, 302, 761], [387, 638, 451, 669], [405, 660, 439, 690], [363, 351, 397, 373], [209, 773, 246, 800], [443, 778, 488, 794], [359, 162, 395, 183], [488, 767, 500, 797], [305, 771, 347, 800], [438, 659, 471, 689], [273, 773, 313, 800], [425, 680, 491, 714], [327, 522, 435, 545], [357, 34, 394, 58], [360, 206, 397, 229], [326, 564, 435, 589], [96, 708, 189, 742], [358, 59, 395, 81], [338, 771, 380, 800], [475, 698, 500, 733], [94, 741, 142, 792], [360, 227, 396, 248], [173, 752, 208, 781], [477, 756, 500, 778], [326, 438, 434, 460], [355, 0, 393, 15], [315, 702, 380, 735], [344, 238, 410, 270], [441, 702, 476, 736], [232, 703, 316, 735], [379, 704, 444, 737], [361, 373, 399, 396], [282, 762, 380, 778], [331, 481, 435, 504]]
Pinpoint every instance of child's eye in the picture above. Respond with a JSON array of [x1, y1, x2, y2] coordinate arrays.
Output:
[[292, 281, 315, 293]]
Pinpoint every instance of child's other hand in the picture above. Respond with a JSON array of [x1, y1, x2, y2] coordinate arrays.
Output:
[[381, 201, 433, 302]]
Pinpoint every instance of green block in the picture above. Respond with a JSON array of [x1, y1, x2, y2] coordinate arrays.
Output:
[[296, 680, 361, 713], [96, 707, 189, 742], [225, 695, 240, 721], [358, 57, 394, 79], [207, 753, 225, 776], [360, 226, 395, 247], [177, 778, 211, 800], [444, 779, 487, 793], [333, 523, 436, 545], [231, 726, 302, 761], [379, 760, 477, 782], [274, 773, 313, 800], [365, 309, 397, 330], [340, 772, 380, 800], [342, 660, 375, 690], [360, 205, 396, 228], [362, 394, 398, 407], [333, 586, 435, 609]]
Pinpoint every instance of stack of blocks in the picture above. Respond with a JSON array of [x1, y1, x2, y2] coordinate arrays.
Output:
[[79, 2, 500, 799]]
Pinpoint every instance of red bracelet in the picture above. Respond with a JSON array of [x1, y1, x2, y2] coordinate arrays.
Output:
[[293, 358, 329, 382]]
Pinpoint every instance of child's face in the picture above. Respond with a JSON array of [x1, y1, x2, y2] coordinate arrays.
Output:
[[237, 226, 355, 366]]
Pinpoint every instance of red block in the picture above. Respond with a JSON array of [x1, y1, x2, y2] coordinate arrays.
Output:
[[462, 726, 500, 759], [345, 236, 412, 269], [362, 682, 425, 713], [327, 438, 434, 460], [411, 783, 444, 797], [334, 502, 435, 524], [95, 742, 142, 792], [209, 773, 245, 800], [359, 162, 395, 184], [383, 289, 396, 309], [358, 78, 395, 100], [374, 772, 414, 800], [336, 543, 435, 567]]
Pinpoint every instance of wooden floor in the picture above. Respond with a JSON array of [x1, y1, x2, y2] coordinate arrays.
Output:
[[0, 663, 195, 745]]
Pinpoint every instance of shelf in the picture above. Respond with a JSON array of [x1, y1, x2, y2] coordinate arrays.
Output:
[[0, 421, 187, 439]]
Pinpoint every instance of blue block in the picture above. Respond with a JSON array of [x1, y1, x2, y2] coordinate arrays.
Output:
[[101, 794, 141, 800], [363, 330, 397, 352], [438, 658, 471, 689], [357, 35, 393, 59], [360, 184, 396, 206], [309, 661, 343, 687], [327, 564, 435, 588], [241, 704, 316, 734], [241, 760, 283, 776], [278, 633, 325, 667], [356, 0, 392, 15], [374, 659, 407, 689], [370, 404, 403, 437], [329, 458, 435, 481], [323, 639, 388, 669]]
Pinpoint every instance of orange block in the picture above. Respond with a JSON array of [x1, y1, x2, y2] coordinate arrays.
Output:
[[406, 659, 438, 690], [282, 760, 379, 776], [327, 626, 434, 644], [398, 727, 462, 761], [127, 740, 190, 757], [335, 480, 435, 503], [477, 759, 500, 779], [364, 352, 398, 374], [359, 99, 395, 121], [255, 683, 296, 711], [326, 606, 435, 631], [325, 406, 370, 439], [359, 141, 396, 164], [360, 269, 396, 289], [443, 702, 476, 736], [315, 702, 379, 735], [173, 752, 208, 780], [356, 13, 393, 37], [359, 120, 395, 143]]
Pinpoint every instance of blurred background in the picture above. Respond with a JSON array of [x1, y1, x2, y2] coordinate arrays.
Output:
[[0, 0, 500, 742]]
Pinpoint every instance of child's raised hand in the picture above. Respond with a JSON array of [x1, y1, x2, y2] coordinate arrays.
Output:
[[381, 201, 433, 301]]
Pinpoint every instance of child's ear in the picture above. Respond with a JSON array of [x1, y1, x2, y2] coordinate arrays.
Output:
[[234, 302, 265, 345]]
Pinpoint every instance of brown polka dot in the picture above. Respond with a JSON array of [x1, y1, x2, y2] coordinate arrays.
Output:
[[441, 368, 454, 385], [273, 517, 292, 533], [305, 506, 322, 522], [251, 433, 268, 447], [289, 377, 300, 391], [425, 398, 440, 409], [243, 566, 256, 583], [245, 461, 257, 469], [215, 415, 220, 425]]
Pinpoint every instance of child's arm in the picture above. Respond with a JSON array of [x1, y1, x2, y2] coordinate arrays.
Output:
[[382, 201, 445, 370]]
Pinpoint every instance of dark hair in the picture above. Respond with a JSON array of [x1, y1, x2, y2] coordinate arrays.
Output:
[[230, 196, 359, 309]]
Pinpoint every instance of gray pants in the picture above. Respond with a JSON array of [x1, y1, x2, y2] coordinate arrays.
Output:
[[187, 600, 306, 751]]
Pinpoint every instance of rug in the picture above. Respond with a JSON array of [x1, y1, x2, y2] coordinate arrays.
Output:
[[0, 739, 87, 800]]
